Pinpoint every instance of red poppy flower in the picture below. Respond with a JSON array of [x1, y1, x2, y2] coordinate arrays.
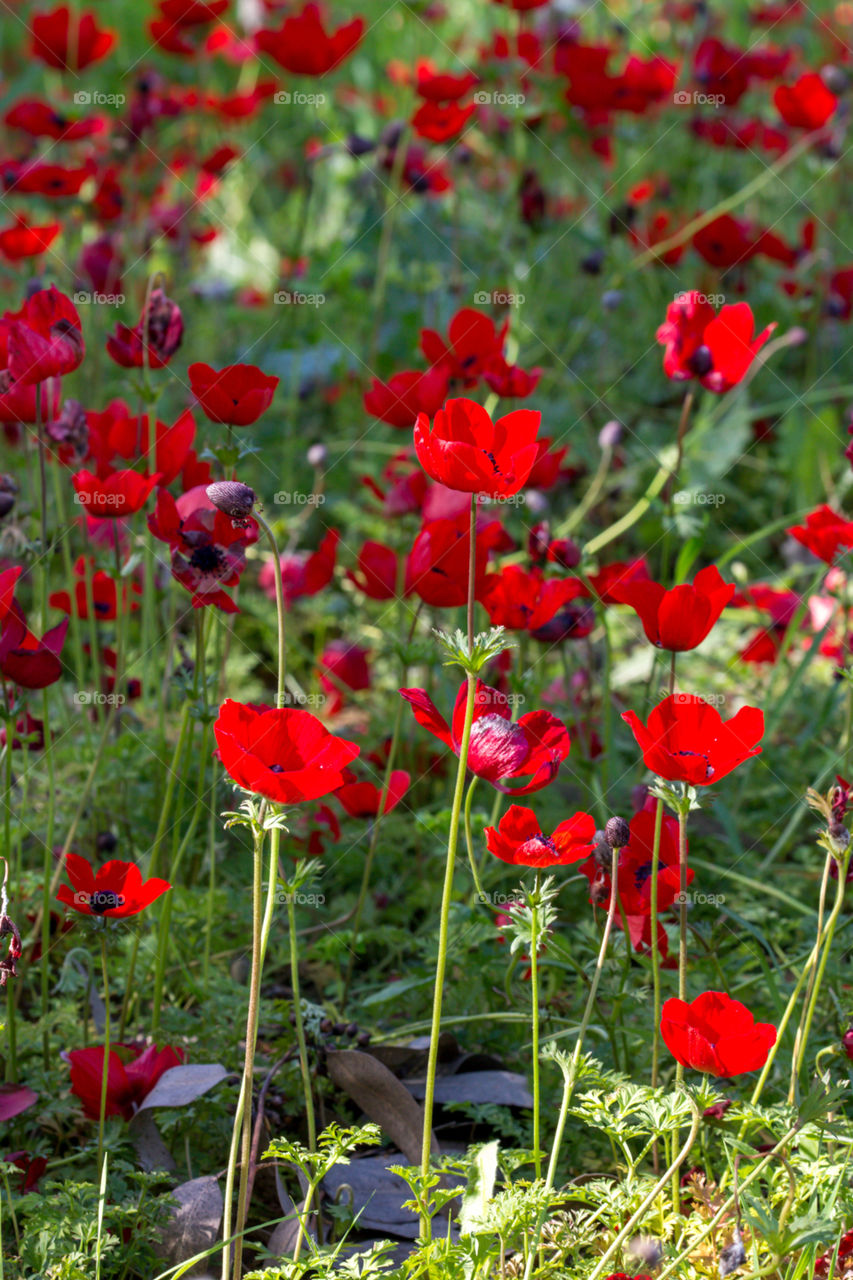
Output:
[[148, 487, 258, 613], [255, 3, 364, 76], [57, 853, 171, 918], [411, 100, 476, 143], [31, 5, 116, 71], [318, 641, 371, 714], [661, 991, 776, 1077], [4, 99, 104, 142], [405, 514, 493, 608], [579, 808, 691, 916], [622, 694, 764, 786], [105, 288, 183, 369], [610, 566, 734, 650], [187, 362, 279, 426], [0, 604, 68, 689], [66, 1043, 184, 1120], [482, 359, 543, 400], [335, 769, 410, 818], [102, 408, 196, 487], [0, 216, 61, 263], [416, 63, 479, 101], [7, 287, 84, 385], [2, 159, 96, 198], [656, 292, 775, 393], [213, 699, 360, 804], [400, 680, 571, 795], [346, 540, 398, 600], [787, 505, 853, 563], [72, 469, 161, 518], [584, 559, 650, 605], [414, 398, 540, 498], [482, 566, 586, 634], [363, 367, 449, 428], [49, 556, 141, 620], [485, 805, 596, 867], [775, 73, 837, 130], [259, 529, 339, 606], [420, 308, 508, 386]]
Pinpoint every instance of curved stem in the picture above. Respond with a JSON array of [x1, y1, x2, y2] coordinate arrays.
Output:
[[791, 847, 849, 1092], [788, 850, 832, 1103], [463, 776, 486, 901]]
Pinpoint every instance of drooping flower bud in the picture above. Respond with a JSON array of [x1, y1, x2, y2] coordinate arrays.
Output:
[[205, 481, 257, 519], [605, 815, 630, 849]]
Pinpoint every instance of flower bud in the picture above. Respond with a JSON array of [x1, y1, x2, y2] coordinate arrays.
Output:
[[604, 815, 630, 849], [598, 419, 623, 449], [307, 443, 327, 468], [205, 481, 256, 518]]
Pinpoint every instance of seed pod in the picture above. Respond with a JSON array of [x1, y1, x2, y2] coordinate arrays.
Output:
[[205, 481, 256, 518], [604, 816, 630, 849]]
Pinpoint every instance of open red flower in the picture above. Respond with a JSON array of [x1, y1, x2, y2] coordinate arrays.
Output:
[[0, 604, 68, 689], [363, 367, 449, 429], [214, 699, 360, 803], [72, 469, 161, 518], [57, 853, 171, 918], [775, 73, 837, 130], [787, 505, 853, 563], [405, 515, 492, 608], [7, 287, 84, 385], [482, 566, 586, 634], [656, 292, 775, 393], [149, 487, 258, 613], [661, 991, 776, 1077], [579, 807, 691, 916], [66, 1043, 184, 1120], [335, 769, 410, 818], [411, 100, 475, 143], [420, 308, 508, 386], [401, 680, 570, 795], [416, 63, 479, 101], [49, 556, 141, 620], [414, 398, 540, 498], [346, 540, 398, 600], [255, 3, 364, 75], [622, 694, 764, 786], [318, 641, 371, 715], [609, 566, 734, 650], [259, 529, 339, 606], [31, 5, 116, 70], [188, 362, 279, 426], [485, 805, 596, 867], [0, 216, 61, 263]]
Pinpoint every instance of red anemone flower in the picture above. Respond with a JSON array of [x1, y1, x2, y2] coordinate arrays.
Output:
[[416, 64, 479, 101], [255, 3, 364, 76], [346, 540, 398, 600], [0, 605, 68, 689], [579, 808, 691, 916], [259, 529, 339, 606], [31, 5, 116, 70], [148, 487, 258, 613], [405, 515, 492, 608], [0, 217, 61, 263], [411, 100, 476, 143], [57, 853, 171, 918], [774, 73, 837, 130], [622, 694, 764, 786], [400, 680, 571, 795], [66, 1043, 184, 1120], [787, 505, 853, 563], [661, 991, 776, 1077], [482, 566, 586, 634], [72, 469, 161, 518], [187, 362, 279, 426], [420, 308, 508, 386], [485, 805, 596, 867], [414, 398, 540, 498], [7, 287, 84, 385], [213, 699, 360, 803], [609, 566, 734, 650], [49, 556, 141, 620], [335, 769, 410, 818], [363, 367, 449, 428], [105, 288, 183, 369], [656, 292, 775, 393]]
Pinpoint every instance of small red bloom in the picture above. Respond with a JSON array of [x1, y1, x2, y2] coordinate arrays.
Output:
[[610, 566, 734, 651], [485, 805, 596, 867], [775, 73, 837, 130], [318, 640, 371, 714], [661, 991, 776, 1077], [0, 604, 68, 689], [420, 308, 507, 386], [787, 505, 853, 563], [188, 362, 279, 427], [49, 556, 141, 620], [105, 288, 182, 369], [57, 852, 171, 918], [31, 5, 116, 70], [363, 367, 449, 428], [0, 216, 61, 263], [622, 694, 764, 786], [411, 99, 475, 143], [416, 63, 479, 101], [255, 3, 364, 76], [656, 292, 775, 393], [401, 680, 570, 795], [214, 699, 360, 803], [481, 566, 586, 634], [148, 487, 258, 613], [580, 808, 691, 916], [585, 559, 650, 605], [405, 515, 492, 608], [7, 287, 84, 385], [72, 469, 161, 518], [259, 529, 339, 606], [335, 769, 410, 818], [66, 1043, 184, 1120], [414, 398, 540, 498], [346, 540, 398, 600]]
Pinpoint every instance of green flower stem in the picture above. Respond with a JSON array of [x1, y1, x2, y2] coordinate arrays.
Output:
[[287, 862, 317, 1159], [97, 933, 111, 1177], [254, 512, 287, 704], [787, 849, 832, 1103], [649, 797, 665, 1090], [463, 776, 486, 903], [40, 688, 56, 1068], [3, 710, 15, 1083], [419, 670, 477, 1241], [529, 870, 542, 1181]]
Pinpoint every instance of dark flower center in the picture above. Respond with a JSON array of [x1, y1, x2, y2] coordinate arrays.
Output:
[[269, 764, 285, 773], [634, 859, 654, 890], [90, 889, 121, 914], [189, 544, 226, 573], [673, 748, 715, 780], [482, 449, 502, 475], [687, 345, 713, 376], [533, 831, 558, 858]]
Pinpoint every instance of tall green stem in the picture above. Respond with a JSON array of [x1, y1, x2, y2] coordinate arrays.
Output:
[[648, 798, 664, 1090], [529, 870, 542, 1180], [254, 514, 287, 704], [288, 865, 317, 1155], [40, 689, 55, 1068], [97, 934, 111, 1176]]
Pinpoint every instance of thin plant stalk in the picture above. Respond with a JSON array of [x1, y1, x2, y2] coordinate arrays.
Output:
[[40, 687, 55, 1068], [253, 513, 287, 703], [648, 798, 665, 1089], [790, 844, 850, 1094], [788, 849, 832, 1102], [97, 933, 111, 1176], [529, 870, 542, 1181]]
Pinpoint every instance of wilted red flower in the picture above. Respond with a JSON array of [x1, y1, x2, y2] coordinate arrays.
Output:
[[188, 362, 279, 426], [57, 853, 171, 918], [787, 505, 853, 563], [610, 566, 734, 650], [259, 529, 339, 606], [775, 73, 837, 129], [622, 694, 764, 786], [49, 556, 141, 620], [363, 367, 449, 428], [0, 604, 68, 689], [72, 469, 161, 518], [335, 769, 410, 818], [105, 288, 183, 369], [214, 700, 360, 803], [661, 991, 776, 1077], [414, 398, 540, 497], [255, 3, 364, 75], [66, 1043, 184, 1120], [31, 5, 116, 70], [656, 292, 775, 393], [485, 805, 596, 866], [401, 680, 571, 795], [7, 287, 84, 385], [148, 487, 258, 613]]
